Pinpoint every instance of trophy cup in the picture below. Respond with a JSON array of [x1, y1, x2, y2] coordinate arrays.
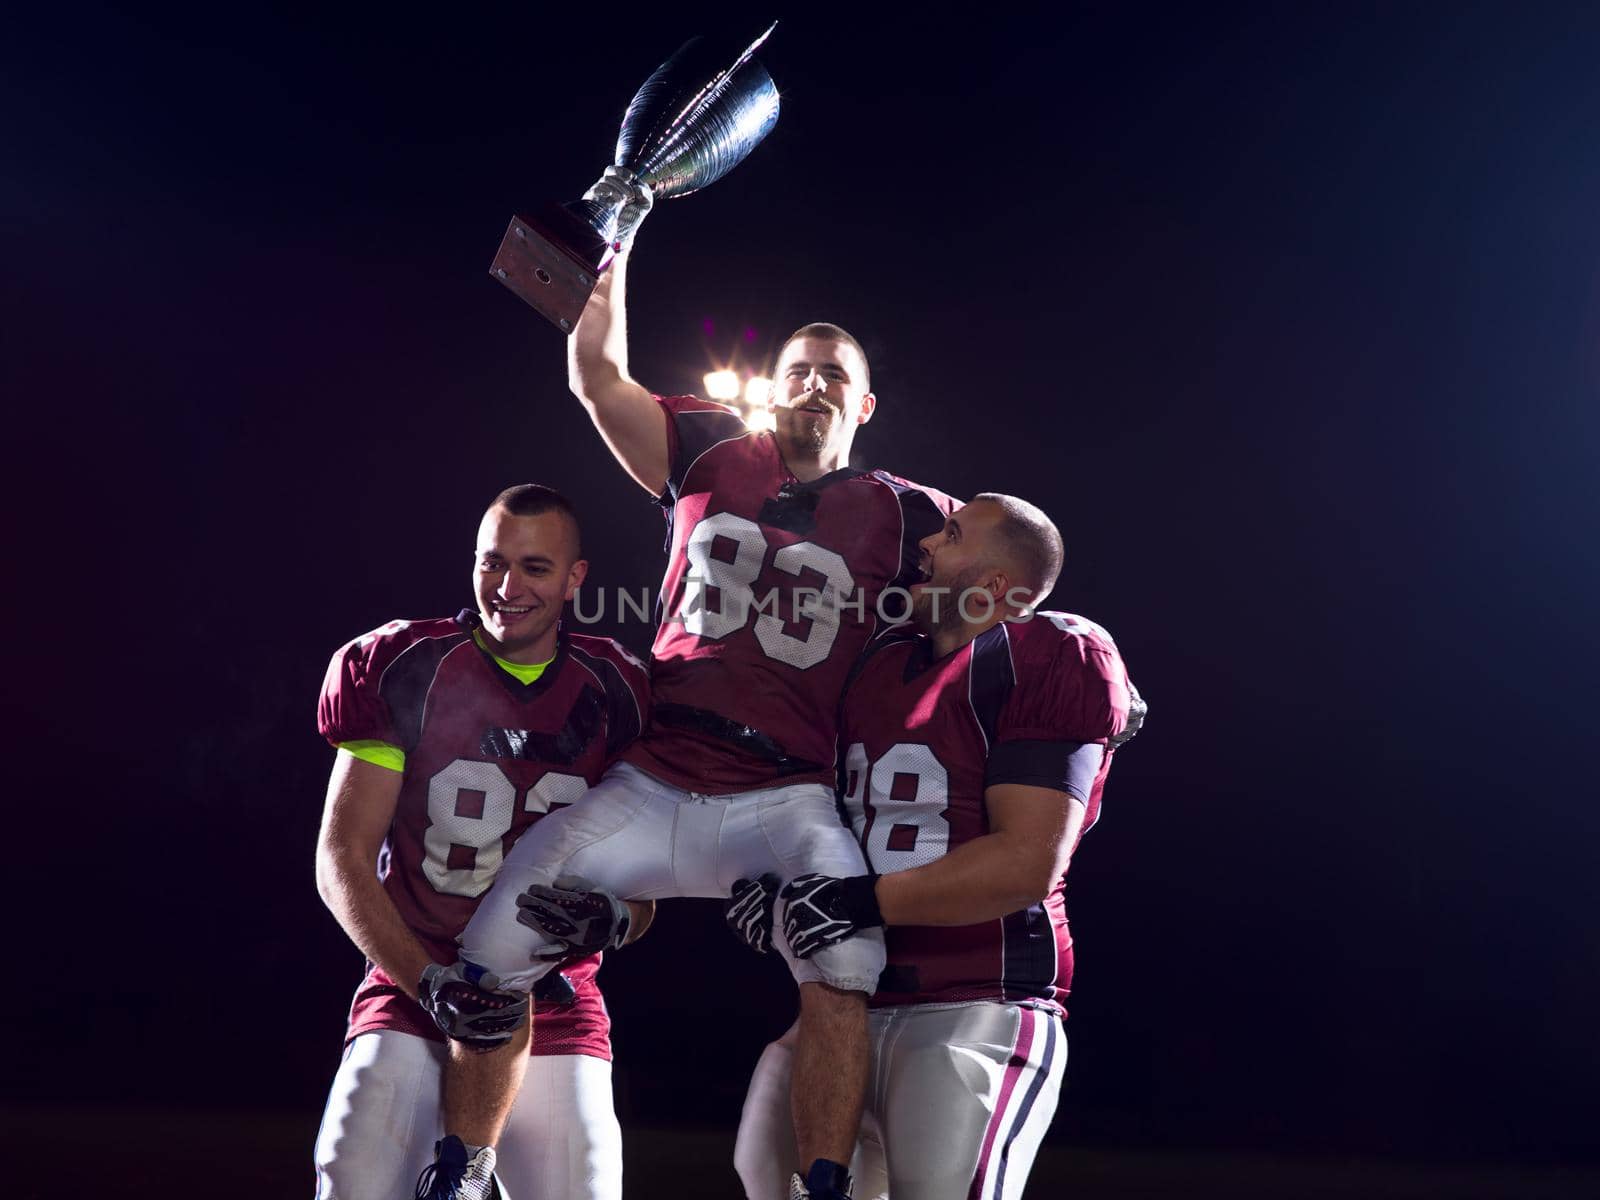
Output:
[[490, 25, 781, 332]]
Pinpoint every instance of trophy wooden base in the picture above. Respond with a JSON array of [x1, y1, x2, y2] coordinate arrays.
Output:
[[489, 208, 608, 333]]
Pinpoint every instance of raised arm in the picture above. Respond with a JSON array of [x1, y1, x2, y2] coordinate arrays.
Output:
[[567, 250, 670, 496]]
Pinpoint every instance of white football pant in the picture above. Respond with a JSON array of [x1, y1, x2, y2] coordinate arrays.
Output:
[[313, 1030, 621, 1200], [734, 1003, 1066, 1200], [460, 761, 885, 994]]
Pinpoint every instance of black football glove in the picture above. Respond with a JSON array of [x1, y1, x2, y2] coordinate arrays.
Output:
[[515, 875, 630, 961], [779, 873, 883, 960], [417, 961, 529, 1048], [726, 874, 781, 954]]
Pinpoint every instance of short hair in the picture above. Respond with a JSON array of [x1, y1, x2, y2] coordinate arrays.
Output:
[[974, 492, 1064, 603], [776, 322, 871, 392], [487, 483, 582, 555]]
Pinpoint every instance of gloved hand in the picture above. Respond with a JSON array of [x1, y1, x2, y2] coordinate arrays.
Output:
[[726, 873, 780, 954], [417, 961, 528, 1047], [515, 875, 631, 960], [582, 165, 654, 249], [780, 873, 883, 960]]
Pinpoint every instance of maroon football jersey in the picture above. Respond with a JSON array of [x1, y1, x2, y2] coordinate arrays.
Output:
[[318, 613, 649, 1059], [838, 613, 1135, 1015], [625, 394, 958, 793]]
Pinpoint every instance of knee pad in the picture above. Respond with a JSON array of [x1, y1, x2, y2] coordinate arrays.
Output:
[[792, 926, 886, 994]]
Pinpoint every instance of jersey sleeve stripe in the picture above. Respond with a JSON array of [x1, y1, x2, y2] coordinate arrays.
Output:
[[337, 740, 406, 772], [985, 740, 1102, 802]]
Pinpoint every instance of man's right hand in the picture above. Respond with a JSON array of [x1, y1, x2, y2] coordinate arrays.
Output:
[[726, 874, 780, 954], [583, 166, 654, 250], [417, 961, 529, 1048]]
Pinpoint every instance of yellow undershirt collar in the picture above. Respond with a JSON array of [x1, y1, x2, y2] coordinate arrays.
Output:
[[473, 628, 556, 684]]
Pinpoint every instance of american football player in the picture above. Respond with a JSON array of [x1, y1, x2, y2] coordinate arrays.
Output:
[[312, 485, 652, 1200], [727, 494, 1146, 1200], [430, 213, 958, 1200]]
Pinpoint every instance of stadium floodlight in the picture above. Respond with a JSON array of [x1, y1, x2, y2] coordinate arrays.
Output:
[[704, 369, 741, 401], [744, 376, 772, 405]]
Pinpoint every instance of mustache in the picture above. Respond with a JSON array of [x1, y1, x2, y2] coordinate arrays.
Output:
[[782, 389, 838, 414]]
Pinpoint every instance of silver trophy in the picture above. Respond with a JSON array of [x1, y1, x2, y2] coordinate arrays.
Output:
[[490, 25, 780, 332]]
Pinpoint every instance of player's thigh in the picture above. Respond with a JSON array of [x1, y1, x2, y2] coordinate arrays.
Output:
[[314, 1030, 442, 1200], [733, 1032, 799, 1200], [746, 784, 885, 993], [974, 1014, 1064, 1200], [852, 1105, 891, 1200], [734, 1025, 888, 1200], [743, 782, 872, 883], [876, 1004, 1066, 1200], [500, 762, 681, 893], [496, 1054, 622, 1200], [460, 763, 680, 987]]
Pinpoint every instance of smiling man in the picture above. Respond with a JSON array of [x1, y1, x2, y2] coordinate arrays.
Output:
[[311, 484, 651, 1200], [770, 324, 875, 455]]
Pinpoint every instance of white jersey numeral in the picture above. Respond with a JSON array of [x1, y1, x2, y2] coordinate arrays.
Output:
[[756, 541, 853, 669], [842, 741, 871, 841], [840, 741, 951, 873], [422, 760, 587, 898], [683, 513, 767, 639], [680, 510, 853, 670]]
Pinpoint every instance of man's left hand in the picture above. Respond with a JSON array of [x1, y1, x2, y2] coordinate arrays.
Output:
[[515, 876, 631, 960]]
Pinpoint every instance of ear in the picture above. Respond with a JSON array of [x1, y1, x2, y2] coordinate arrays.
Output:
[[856, 391, 877, 425], [565, 558, 590, 600]]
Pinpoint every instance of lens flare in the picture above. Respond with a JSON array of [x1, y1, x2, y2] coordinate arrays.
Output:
[[704, 370, 741, 401]]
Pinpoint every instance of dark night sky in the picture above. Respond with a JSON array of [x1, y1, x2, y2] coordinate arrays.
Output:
[[5, 0, 1599, 1173]]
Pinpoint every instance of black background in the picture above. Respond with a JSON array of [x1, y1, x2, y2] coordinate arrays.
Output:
[[5, 0, 1598, 1190]]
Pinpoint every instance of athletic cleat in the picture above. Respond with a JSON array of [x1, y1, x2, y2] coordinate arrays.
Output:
[[790, 1159, 852, 1200], [414, 1135, 506, 1200]]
